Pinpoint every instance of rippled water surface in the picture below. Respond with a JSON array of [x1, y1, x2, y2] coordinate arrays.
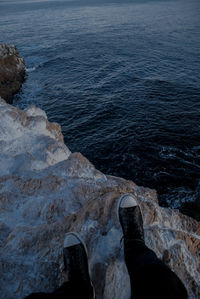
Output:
[[0, 0, 200, 208]]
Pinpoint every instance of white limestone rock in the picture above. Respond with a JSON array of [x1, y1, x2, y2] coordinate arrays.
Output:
[[0, 99, 199, 298]]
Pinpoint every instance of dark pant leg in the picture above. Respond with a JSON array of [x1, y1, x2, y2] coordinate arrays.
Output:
[[124, 239, 188, 299], [25, 280, 93, 299]]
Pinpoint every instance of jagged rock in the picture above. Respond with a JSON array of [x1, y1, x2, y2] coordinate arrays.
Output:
[[0, 97, 199, 298], [0, 44, 25, 103]]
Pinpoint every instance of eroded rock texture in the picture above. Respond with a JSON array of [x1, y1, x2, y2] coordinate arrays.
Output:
[[0, 44, 25, 103], [0, 98, 199, 298]]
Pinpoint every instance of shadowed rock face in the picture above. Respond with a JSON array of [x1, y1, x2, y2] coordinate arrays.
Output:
[[0, 97, 199, 298], [0, 44, 25, 103]]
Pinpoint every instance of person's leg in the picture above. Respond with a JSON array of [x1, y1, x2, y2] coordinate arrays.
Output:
[[25, 232, 94, 299], [118, 194, 188, 299], [124, 239, 188, 299], [25, 281, 93, 299]]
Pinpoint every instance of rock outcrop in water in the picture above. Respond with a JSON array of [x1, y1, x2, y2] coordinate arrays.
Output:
[[0, 44, 25, 103], [0, 97, 199, 299]]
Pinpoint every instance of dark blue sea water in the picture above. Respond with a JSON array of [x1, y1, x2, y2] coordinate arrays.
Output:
[[0, 0, 200, 209]]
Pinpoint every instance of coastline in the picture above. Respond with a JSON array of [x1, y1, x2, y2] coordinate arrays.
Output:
[[0, 96, 199, 298], [0, 44, 199, 298]]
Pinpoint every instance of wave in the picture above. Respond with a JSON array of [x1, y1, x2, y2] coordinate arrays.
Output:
[[25, 59, 51, 73], [26, 66, 37, 73], [160, 186, 197, 209]]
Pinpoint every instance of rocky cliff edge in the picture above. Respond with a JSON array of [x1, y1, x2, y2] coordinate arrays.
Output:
[[0, 97, 199, 298]]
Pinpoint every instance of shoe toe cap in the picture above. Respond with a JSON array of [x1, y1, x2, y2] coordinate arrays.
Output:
[[120, 194, 138, 208], [64, 233, 81, 248]]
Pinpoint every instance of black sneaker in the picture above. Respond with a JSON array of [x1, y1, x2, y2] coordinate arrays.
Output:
[[118, 194, 144, 242], [63, 232, 95, 298]]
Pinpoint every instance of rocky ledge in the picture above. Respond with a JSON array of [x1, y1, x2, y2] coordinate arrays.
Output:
[[0, 97, 199, 298], [0, 44, 25, 103]]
